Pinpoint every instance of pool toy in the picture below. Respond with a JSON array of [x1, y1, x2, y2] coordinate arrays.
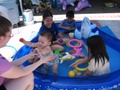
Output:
[[60, 0, 76, 10], [75, 17, 98, 39], [53, 49, 62, 57], [13, 22, 120, 90], [75, 0, 91, 12], [81, 17, 98, 39], [59, 38, 63, 43], [68, 70, 75, 77], [60, 52, 75, 63], [69, 69, 82, 77], [68, 39, 84, 57], [75, 59, 88, 71]]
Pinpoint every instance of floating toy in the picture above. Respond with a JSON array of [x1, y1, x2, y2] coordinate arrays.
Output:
[[59, 38, 63, 43], [68, 39, 84, 57], [74, 17, 98, 39], [60, 52, 75, 63], [75, 59, 88, 71], [68, 69, 82, 77], [68, 59, 88, 77], [68, 70, 75, 77], [54, 49, 62, 57], [75, 0, 91, 12], [81, 17, 98, 39]]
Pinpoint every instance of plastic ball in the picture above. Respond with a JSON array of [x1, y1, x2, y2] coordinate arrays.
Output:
[[19, 38, 25, 42], [68, 70, 75, 77]]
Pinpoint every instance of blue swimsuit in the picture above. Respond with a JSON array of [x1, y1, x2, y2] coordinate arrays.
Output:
[[43, 52, 60, 66]]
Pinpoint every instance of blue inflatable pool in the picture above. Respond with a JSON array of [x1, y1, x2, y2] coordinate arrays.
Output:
[[13, 22, 120, 90]]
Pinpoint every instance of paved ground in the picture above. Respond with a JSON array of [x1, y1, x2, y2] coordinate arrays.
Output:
[[98, 20, 120, 39]]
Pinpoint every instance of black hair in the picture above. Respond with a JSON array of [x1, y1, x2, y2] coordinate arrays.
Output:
[[40, 30, 53, 42], [42, 10, 53, 24], [66, 10, 74, 18], [87, 35, 109, 65], [0, 16, 12, 36]]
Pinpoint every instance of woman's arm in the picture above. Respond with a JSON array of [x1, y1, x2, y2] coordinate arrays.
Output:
[[11, 52, 36, 66], [1, 54, 55, 78]]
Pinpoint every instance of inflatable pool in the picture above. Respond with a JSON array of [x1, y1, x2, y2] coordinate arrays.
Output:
[[13, 22, 120, 90]]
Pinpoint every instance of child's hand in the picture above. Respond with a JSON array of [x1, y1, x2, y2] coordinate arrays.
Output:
[[69, 62, 78, 68], [19, 38, 25, 42], [65, 27, 71, 30], [55, 39, 64, 45]]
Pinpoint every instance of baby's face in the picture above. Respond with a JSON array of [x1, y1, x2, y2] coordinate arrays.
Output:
[[38, 36, 51, 48]]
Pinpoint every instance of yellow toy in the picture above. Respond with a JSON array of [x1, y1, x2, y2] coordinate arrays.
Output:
[[60, 52, 75, 63], [68, 59, 88, 77], [68, 69, 81, 77], [68, 70, 75, 77], [75, 59, 88, 71]]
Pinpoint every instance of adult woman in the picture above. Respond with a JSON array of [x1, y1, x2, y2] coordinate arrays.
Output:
[[0, 16, 55, 90]]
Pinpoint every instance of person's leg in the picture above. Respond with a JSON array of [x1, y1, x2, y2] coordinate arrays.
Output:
[[52, 64, 58, 82], [62, 37, 70, 43], [4, 73, 34, 90], [51, 44, 64, 51], [52, 64, 58, 76]]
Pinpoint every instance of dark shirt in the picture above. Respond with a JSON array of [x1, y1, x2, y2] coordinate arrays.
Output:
[[38, 22, 58, 41]]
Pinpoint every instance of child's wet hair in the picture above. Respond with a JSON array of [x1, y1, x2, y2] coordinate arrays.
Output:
[[0, 16, 12, 36], [40, 30, 53, 42], [66, 10, 74, 18]]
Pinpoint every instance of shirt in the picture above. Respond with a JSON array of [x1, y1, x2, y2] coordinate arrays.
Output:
[[0, 54, 12, 85], [88, 57, 110, 76], [62, 19, 77, 28], [38, 22, 58, 41]]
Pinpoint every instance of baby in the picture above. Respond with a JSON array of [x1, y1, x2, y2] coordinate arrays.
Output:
[[20, 30, 60, 76]]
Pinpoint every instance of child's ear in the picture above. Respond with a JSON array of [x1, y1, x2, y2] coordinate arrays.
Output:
[[0, 36, 4, 42]]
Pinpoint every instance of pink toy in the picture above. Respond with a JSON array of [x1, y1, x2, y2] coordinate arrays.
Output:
[[68, 39, 84, 57], [75, 0, 91, 12]]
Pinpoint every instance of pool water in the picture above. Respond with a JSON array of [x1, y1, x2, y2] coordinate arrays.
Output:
[[37, 39, 120, 77]]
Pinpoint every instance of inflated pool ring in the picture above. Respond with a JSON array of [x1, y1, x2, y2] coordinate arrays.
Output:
[[75, 59, 88, 71], [68, 39, 84, 57], [68, 39, 82, 48]]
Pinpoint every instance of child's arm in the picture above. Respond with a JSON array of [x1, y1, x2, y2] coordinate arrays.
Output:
[[83, 69, 92, 77], [69, 56, 91, 68], [59, 23, 71, 30], [19, 38, 38, 47]]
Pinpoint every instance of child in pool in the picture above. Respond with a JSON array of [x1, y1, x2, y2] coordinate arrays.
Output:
[[70, 35, 110, 77], [20, 30, 60, 76], [38, 10, 70, 51], [59, 10, 77, 37]]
